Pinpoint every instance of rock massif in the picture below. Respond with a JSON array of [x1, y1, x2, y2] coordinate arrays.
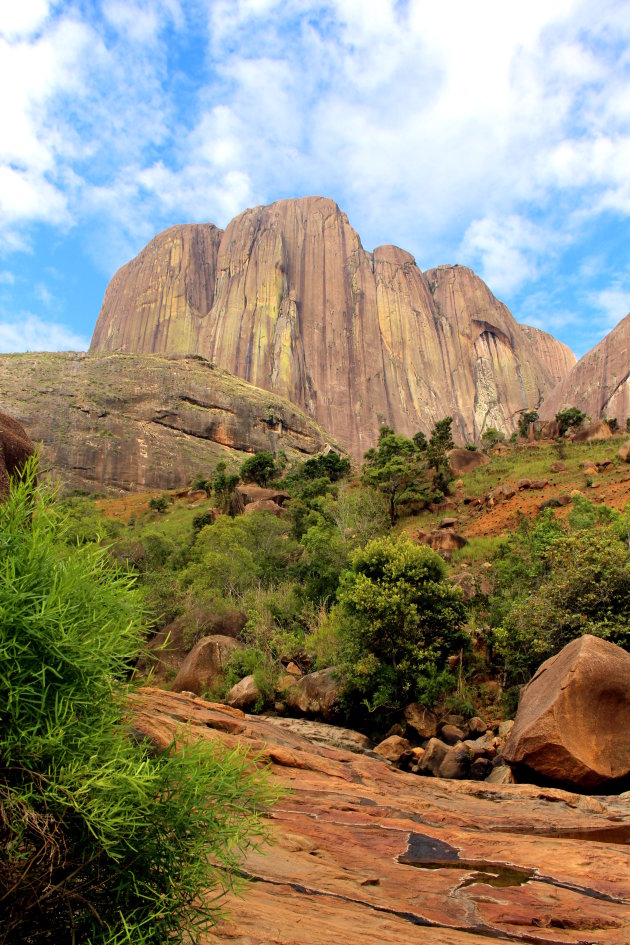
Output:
[[91, 197, 574, 457], [541, 311, 630, 427], [518, 325, 577, 385], [132, 688, 630, 945], [0, 352, 337, 493]]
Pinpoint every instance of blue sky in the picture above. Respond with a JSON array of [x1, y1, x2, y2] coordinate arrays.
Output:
[[2, 1, 630, 359]]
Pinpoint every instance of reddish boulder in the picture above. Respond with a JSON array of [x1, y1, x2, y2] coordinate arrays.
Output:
[[171, 634, 242, 695], [618, 440, 630, 462], [403, 703, 438, 740], [504, 634, 630, 789], [226, 674, 261, 711], [572, 419, 612, 443], [232, 484, 290, 515], [243, 498, 287, 517], [0, 412, 34, 497], [448, 448, 489, 476]]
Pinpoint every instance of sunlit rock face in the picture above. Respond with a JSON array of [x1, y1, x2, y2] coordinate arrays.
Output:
[[519, 325, 577, 386], [91, 197, 570, 457], [541, 311, 630, 427]]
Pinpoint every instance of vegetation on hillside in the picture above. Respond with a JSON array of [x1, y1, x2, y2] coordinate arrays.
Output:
[[0, 465, 276, 945]]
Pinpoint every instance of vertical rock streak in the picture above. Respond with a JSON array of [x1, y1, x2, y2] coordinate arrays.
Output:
[[91, 197, 572, 456]]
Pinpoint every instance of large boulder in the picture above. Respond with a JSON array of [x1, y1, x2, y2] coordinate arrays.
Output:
[[572, 419, 612, 443], [0, 412, 34, 497], [448, 448, 490, 476], [503, 634, 630, 790], [232, 484, 290, 516], [171, 634, 242, 695], [283, 667, 342, 721]]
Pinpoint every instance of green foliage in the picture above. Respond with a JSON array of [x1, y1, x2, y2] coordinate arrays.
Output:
[[426, 417, 455, 495], [481, 427, 505, 449], [191, 473, 212, 496], [239, 451, 277, 487], [212, 461, 240, 512], [362, 426, 429, 525], [332, 535, 468, 722], [0, 466, 275, 944], [192, 509, 216, 533], [555, 406, 586, 435], [293, 452, 351, 483], [149, 495, 168, 513], [606, 416, 619, 432], [518, 410, 538, 437], [412, 430, 428, 451]]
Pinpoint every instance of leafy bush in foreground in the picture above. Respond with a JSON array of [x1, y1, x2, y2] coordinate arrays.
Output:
[[0, 467, 275, 945]]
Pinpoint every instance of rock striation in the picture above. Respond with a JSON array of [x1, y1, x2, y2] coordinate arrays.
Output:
[[541, 311, 630, 426], [0, 352, 338, 493], [519, 325, 576, 385], [91, 197, 572, 457], [131, 687, 630, 945]]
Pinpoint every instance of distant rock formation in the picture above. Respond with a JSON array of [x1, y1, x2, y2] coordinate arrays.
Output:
[[0, 352, 338, 493], [91, 197, 572, 457], [518, 325, 576, 385], [541, 311, 630, 427]]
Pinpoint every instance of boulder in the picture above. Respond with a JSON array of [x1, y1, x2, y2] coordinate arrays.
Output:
[[437, 516, 458, 529], [232, 484, 291, 515], [0, 412, 35, 498], [403, 703, 438, 740], [171, 634, 242, 695], [283, 667, 341, 722], [243, 498, 287, 517], [374, 735, 412, 766], [137, 609, 246, 681], [549, 461, 566, 472], [226, 674, 261, 711], [417, 737, 451, 776], [485, 764, 516, 785], [618, 440, 630, 462], [448, 448, 490, 476], [420, 528, 468, 560], [503, 634, 630, 789], [572, 420, 612, 443], [439, 723, 466, 746], [438, 746, 470, 780], [470, 758, 493, 780], [467, 716, 488, 736]]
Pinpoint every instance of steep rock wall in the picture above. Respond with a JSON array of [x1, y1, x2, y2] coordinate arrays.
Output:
[[91, 197, 569, 456]]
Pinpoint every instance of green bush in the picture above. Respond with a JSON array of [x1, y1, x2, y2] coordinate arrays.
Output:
[[0, 467, 275, 944], [239, 452, 277, 487], [332, 535, 468, 723], [555, 406, 585, 436]]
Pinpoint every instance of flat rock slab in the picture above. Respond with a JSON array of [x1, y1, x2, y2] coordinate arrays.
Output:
[[132, 688, 630, 945]]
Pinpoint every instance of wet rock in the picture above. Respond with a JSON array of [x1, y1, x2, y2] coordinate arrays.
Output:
[[504, 634, 630, 790]]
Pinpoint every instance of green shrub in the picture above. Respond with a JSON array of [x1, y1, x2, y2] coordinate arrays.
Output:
[[149, 495, 169, 513], [0, 467, 276, 944], [332, 535, 468, 723], [555, 406, 586, 435], [239, 452, 277, 487]]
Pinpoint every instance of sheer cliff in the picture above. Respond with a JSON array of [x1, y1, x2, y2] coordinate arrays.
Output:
[[91, 197, 572, 456]]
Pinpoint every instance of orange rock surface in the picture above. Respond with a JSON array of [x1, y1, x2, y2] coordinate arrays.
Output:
[[132, 688, 630, 945]]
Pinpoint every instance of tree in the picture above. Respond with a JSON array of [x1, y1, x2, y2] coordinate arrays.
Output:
[[481, 427, 505, 449], [212, 460, 240, 512], [518, 410, 539, 438], [239, 451, 277, 487], [0, 466, 275, 944], [555, 407, 586, 436], [362, 426, 427, 525], [426, 416, 454, 495], [333, 536, 468, 721]]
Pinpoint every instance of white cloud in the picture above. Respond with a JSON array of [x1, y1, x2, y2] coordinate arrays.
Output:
[[0, 271, 15, 285], [460, 216, 549, 296], [0, 314, 89, 353], [590, 285, 630, 330], [0, 0, 50, 40]]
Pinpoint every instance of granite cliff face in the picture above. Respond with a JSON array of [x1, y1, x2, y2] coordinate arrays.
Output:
[[518, 325, 576, 385], [541, 312, 630, 426], [0, 352, 337, 493], [91, 197, 573, 457]]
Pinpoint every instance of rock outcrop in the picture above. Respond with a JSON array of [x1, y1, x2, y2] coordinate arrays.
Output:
[[504, 634, 630, 790], [131, 687, 630, 945], [0, 352, 338, 493], [0, 412, 34, 496], [541, 310, 630, 427], [519, 325, 577, 384], [91, 197, 571, 456]]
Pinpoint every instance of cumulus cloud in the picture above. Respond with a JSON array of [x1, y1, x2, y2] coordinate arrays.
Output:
[[0, 314, 89, 352]]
